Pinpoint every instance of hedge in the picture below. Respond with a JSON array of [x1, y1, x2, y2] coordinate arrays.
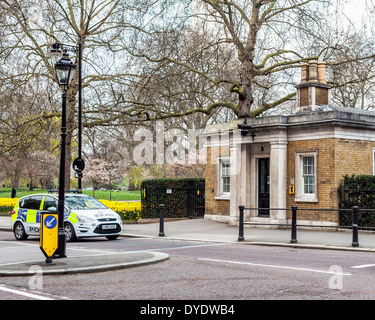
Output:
[[141, 178, 205, 219], [339, 175, 375, 228]]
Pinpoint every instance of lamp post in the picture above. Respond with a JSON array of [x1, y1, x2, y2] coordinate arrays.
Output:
[[54, 52, 76, 258], [49, 39, 83, 193]]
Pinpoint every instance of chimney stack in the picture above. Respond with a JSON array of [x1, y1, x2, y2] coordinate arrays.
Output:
[[317, 61, 327, 84], [301, 63, 309, 83], [296, 60, 331, 113], [308, 60, 318, 82]]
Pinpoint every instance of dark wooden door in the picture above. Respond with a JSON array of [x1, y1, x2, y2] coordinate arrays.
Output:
[[258, 158, 270, 217]]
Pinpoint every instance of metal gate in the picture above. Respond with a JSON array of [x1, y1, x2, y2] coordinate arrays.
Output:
[[141, 185, 205, 219], [186, 186, 205, 218]]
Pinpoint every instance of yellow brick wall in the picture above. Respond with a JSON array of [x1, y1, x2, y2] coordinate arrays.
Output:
[[205, 145, 230, 216], [287, 138, 375, 222], [286, 139, 336, 222], [334, 139, 374, 182]]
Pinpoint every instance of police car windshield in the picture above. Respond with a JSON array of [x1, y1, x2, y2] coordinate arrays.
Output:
[[64, 196, 107, 210]]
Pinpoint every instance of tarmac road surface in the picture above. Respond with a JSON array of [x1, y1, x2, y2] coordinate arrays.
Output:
[[1, 232, 375, 302]]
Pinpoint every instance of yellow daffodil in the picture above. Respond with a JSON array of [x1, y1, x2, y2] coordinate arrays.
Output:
[[99, 200, 141, 221]]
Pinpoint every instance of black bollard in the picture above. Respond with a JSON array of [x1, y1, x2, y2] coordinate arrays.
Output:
[[159, 204, 165, 237], [352, 206, 359, 247], [238, 205, 245, 241], [290, 206, 298, 243]]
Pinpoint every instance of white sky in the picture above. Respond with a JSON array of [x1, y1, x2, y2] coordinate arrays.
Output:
[[340, 0, 371, 29]]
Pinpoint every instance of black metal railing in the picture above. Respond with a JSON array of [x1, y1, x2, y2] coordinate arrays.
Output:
[[238, 205, 369, 247]]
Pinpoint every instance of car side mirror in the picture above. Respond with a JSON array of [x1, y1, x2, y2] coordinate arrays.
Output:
[[47, 206, 57, 211]]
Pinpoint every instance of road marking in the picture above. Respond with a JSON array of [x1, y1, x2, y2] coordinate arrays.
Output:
[[2, 241, 39, 247], [199, 258, 352, 276], [129, 242, 228, 253], [0, 285, 54, 300], [351, 264, 375, 269], [0, 259, 44, 267], [68, 242, 228, 254]]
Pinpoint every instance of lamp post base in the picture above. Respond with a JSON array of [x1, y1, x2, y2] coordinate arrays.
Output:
[[54, 231, 66, 259]]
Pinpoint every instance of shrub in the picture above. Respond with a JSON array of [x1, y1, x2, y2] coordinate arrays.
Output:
[[339, 175, 375, 228]]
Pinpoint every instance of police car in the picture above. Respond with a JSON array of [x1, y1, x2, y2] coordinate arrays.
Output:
[[11, 194, 123, 241]]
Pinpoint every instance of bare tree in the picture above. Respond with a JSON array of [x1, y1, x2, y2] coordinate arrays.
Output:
[[324, 15, 375, 109], [117, 0, 328, 119], [119, 0, 375, 119], [1, 0, 375, 190], [0, 0, 165, 188]]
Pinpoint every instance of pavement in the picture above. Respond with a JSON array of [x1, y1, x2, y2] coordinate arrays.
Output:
[[1, 216, 375, 276]]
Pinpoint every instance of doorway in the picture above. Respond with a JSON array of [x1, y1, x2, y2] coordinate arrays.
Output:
[[258, 158, 270, 217]]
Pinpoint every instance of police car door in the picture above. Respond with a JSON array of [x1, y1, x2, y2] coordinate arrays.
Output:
[[43, 196, 58, 212], [25, 195, 43, 235]]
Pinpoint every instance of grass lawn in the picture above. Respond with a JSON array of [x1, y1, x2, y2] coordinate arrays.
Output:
[[82, 190, 141, 201], [0, 188, 141, 201]]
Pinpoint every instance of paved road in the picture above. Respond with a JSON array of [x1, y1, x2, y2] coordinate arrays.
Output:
[[1, 230, 375, 305]]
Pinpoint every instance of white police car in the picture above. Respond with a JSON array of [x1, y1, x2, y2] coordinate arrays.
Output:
[[11, 194, 123, 241]]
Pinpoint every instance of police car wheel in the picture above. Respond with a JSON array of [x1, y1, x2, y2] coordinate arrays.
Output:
[[64, 222, 76, 242], [14, 222, 28, 240], [106, 235, 119, 240]]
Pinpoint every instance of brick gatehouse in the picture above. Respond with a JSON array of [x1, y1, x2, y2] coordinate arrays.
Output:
[[203, 61, 375, 226]]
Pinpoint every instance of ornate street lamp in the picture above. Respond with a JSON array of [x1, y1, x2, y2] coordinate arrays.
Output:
[[54, 52, 76, 92], [54, 52, 76, 259]]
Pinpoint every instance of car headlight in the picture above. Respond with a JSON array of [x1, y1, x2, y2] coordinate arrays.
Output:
[[76, 215, 95, 223]]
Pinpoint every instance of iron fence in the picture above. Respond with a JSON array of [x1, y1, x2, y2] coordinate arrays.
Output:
[[237, 206, 372, 247]]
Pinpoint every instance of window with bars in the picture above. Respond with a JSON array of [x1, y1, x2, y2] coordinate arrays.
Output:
[[221, 159, 230, 194], [302, 156, 315, 194], [295, 151, 318, 202]]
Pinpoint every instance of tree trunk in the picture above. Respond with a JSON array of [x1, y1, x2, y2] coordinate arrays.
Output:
[[29, 178, 34, 191], [236, 1, 259, 118], [237, 61, 255, 118]]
